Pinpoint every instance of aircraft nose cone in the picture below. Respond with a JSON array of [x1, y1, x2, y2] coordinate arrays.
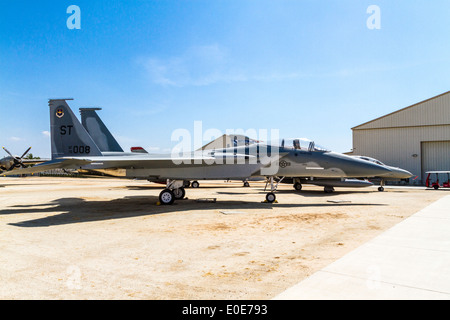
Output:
[[393, 168, 414, 179]]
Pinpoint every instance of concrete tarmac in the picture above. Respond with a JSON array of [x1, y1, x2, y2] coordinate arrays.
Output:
[[275, 195, 450, 300]]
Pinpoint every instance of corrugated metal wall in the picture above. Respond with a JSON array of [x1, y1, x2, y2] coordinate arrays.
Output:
[[353, 126, 450, 183], [421, 141, 450, 180]]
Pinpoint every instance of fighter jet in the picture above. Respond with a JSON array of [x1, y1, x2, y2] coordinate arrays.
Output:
[[2, 99, 391, 205]]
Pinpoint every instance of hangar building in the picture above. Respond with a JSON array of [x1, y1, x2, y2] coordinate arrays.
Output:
[[350, 91, 450, 185]]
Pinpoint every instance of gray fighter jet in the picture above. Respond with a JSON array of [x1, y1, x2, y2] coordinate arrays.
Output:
[[2, 99, 391, 204]]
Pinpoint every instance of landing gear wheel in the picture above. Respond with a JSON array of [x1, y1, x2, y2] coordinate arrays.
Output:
[[266, 192, 276, 203], [324, 186, 335, 193], [294, 183, 302, 191], [173, 187, 185, 200], [243, 181, 250, 187], [159, 189, 175, 205], [191, 181, 200, 188], [433, 185, 439, 190], [378, 186, 384, 192]]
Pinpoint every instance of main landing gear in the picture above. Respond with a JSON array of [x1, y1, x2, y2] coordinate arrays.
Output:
[[159, 189, 175, 205], [158, 179, 186, 205], [159, 177, 283, 205]]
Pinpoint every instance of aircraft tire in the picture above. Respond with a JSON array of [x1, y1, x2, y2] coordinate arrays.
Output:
[[324, 186, 334, 193], [191, 181, 200, 188], [266, 192, 276, 203], [173, 187, 185, 200], [159, 189, 175, 205], [294, 182, 302, 191], [378, 187, 384, 192], [433, 185, 439, 190], [243, 181, 250, 187]]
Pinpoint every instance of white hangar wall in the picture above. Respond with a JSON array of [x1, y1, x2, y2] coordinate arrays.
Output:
[[351, 91, 450, 184]]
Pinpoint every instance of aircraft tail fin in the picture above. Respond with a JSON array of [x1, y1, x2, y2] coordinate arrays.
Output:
[[49, 99, 103, 159], [79, 108, 124, 152]]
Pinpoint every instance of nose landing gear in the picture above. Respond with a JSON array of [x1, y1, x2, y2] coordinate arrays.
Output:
[[378, 179, 385, 192], [264, 176, 284, 203]]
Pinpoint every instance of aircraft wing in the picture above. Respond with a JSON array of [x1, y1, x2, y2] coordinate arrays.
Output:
[[21, 159, 50, 165], [82, 152, 285, 173], [1, 151, 284, 179], [0, 154, 222, 177], [0, 158, 92, 176]]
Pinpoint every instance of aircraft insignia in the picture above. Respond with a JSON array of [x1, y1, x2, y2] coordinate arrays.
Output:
[[56, 108, 64, 118], [279, 160, 291, 168]]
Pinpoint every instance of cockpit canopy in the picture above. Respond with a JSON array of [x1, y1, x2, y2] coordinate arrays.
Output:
[[356, 156, 386, 166], [270, 138, 329, 152]]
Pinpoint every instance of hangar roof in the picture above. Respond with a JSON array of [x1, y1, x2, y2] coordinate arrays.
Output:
[[352, 91, 450, 130]]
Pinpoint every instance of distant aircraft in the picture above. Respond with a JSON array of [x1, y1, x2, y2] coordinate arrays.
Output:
[[2, 99, 391, 205], [0, 146, 45, 173]]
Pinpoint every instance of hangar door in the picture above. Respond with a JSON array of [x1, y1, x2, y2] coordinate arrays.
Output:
[[421, 141, 450, 183]]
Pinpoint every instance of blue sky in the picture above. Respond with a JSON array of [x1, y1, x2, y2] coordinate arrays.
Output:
[[1, 0, 450, 158]]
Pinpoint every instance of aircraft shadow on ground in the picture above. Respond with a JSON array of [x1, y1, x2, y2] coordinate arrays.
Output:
[[1, 195, 387, 228]]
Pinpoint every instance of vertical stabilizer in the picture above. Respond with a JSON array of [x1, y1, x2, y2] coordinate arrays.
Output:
[[80, 108, 124, 152], [49, 99, 103, 159]]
